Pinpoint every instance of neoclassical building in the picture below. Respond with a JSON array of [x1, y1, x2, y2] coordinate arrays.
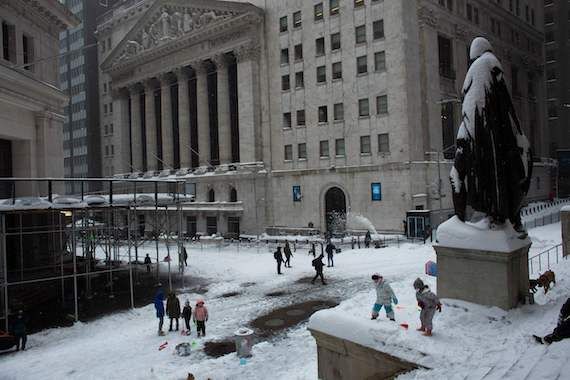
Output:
[[97, 0, 550, 236]]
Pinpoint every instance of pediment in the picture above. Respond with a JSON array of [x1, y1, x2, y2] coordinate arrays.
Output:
[[101, 0, 262, 73]]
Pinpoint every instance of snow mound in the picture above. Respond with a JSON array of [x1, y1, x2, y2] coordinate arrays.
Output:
[[436, 216, 530, 252]]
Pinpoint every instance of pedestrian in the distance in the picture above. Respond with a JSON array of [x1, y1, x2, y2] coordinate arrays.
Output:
[[144, 254, 152, 273], [166, 291, 181, 331], [181, 246, 188, 267], [413, 278, 442, 336], [308, 242, 316, 257], [370, 274, 397, 321], [364, 231, 372, 248], [154, 289, 165, 336], [182, 300, 192, 334], [193, 299, 209, 337], [534, 297, 570, 344], [311, 254, 327, 285], [284, 241, 293, 268], [325, 241, 335, 267], [274, 246, 285, 274], [11, 310, 27, 351]]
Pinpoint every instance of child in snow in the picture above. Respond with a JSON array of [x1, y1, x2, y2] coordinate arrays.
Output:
[[154, 289, 165, 336], [182, 300, 192, 334], [193, 299, 209, 337], [413, 278, 442, 336], [371, 274, 397, 321]]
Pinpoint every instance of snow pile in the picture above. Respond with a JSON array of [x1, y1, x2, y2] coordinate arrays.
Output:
[[436, 215, 530, 252]]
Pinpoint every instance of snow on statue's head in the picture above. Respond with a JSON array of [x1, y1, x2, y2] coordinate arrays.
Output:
[[469, 37, 493, 61]]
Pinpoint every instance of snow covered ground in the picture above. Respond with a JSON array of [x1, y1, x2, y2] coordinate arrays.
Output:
[[1, 223, 567, 380]]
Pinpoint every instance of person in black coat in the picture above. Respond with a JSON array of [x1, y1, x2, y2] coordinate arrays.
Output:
[[364, 231, 372, 248], [311, 254, 326, 285], [11, 310, 27, 351], [325, 242, 335, 267], [274, 247, 284, 274], [166, 291, 181, 331], [182, 300, 192, 333], [283, 242, 293, 268], [144, 254, 152, 273], [181, 246, 188, 267], [534, 298, 570, 344]]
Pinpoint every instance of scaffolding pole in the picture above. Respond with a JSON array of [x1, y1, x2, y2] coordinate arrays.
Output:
[[2, 214, 8, 331], [127, 208, 134, 309], [71, 210, 78, 322]]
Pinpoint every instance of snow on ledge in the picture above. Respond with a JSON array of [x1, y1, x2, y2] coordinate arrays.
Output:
[[561, 206, 570, 213], [436, 216, 530, 252]]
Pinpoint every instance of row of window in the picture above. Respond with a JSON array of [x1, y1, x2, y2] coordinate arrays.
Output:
[[103, 123, 114, 136], [104, 144, 115, 157], [279, 0, 383, 32], [284, 133, 390, 161], [103, 102, 113, 115]]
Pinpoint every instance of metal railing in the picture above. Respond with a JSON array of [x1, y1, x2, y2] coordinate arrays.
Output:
[[529, 243, 564, 274]]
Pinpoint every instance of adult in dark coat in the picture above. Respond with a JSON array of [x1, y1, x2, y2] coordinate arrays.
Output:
[[364, 231, 372, 248], [144, 254, 152, 273], [534, 298, 570, 344], [11, 310, 27, 351], [283, 242, 293, 268], [181, 246, 188, 267], [154, 289, 165, 335], [274, 247, 284, 274], [325, 242, 335, 267], [311, 254, 327, 285], [166, 291, 181, 331], [182, 300, 192, 333]]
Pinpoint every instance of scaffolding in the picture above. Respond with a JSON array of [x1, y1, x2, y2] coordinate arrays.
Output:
[[0, 178, 191, 331]]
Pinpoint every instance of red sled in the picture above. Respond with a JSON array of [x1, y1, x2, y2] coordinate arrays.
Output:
[[158, 341, 168, 351], [400, 323, 409, 329]]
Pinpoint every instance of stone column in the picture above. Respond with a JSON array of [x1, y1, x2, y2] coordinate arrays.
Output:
[[213, 55, 232, 164], [235, 44, 260, 163], [194, 62, 210, 167], [113, 89, 131, 174], [129, 84, 143, 172], [144, 79, 157, 172], [160, 73, 174, 170], [175, 68, 191, 169]]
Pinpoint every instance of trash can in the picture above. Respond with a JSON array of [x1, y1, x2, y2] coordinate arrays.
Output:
[[234, 327, 254, 358]]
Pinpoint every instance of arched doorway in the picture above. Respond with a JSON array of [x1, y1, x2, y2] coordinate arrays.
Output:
[[325, 187, 347, 234]]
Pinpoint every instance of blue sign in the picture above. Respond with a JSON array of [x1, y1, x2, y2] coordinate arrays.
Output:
[[371, 183, 382, 201], [293, 185, 302, 202]]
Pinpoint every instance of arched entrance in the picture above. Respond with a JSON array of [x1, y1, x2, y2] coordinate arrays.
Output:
[[325, 187, 347, 234]]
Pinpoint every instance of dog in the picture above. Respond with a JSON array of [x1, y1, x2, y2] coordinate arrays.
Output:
[[529, 279, 539, 294], [537, 270, 556, 294]]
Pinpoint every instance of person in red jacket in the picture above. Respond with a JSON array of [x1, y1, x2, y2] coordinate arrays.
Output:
[[193, 299, 209, 337]]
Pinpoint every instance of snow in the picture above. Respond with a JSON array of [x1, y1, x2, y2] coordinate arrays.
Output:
[[436, 215, 531, 252], [1, 223, 568, 380], [562, 206, 570, 212]]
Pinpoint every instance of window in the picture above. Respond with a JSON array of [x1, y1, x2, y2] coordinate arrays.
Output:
[[314, 3, 324, 21], [511, 65, 519, 95], [317, 65, 326, 83], [281, 48, 289, 64], [334, 103, 344, 121], [371, 183, 382, 201], [531, 9, 535, 25], [104, 125, 108, 135], [316, 37, 325, 56], [378, 133, 390, 153], [441, 102, 455, 157], [318, 105, 328, 123], [373, 20, 384, 40], [104, 104, 108, 114], [335, 138, 345, 156], [516, 0, 520, 16], [355, 25, 366, 44], [360, 135, 371, 154], [297, 110, 306, 126], [357, 56, 368, 74], [474, 7, 479, 24], [330, 0, 340, 15], [295, 71, 304, 88], [544, 12, 554, 24], [111, 145, 114, 155], [283, 112, 292, 128], [293, 11, 302, 28], [527, 73, 535, 98], [207, 188, 215, 202], [525, 5, 529, 22], [280, 16, 288, 32], [466, 3, 472, 21], [438, 35, 454, 79], [206, 216, 217, 235], [228, 216, 240, 236], [284, 144, 293, 160], [331, 32, 341, 51], [282, 75, 290, 91], [109, 103, 113, 113], [298, 143, 307, 159], [332, 62, 342, 79], [320, 140, 329, 157], [103, 83, 108, 93], [359, 98, 370, 117], [109, 124, 114, 134], [2, 22, 16, 63], [294, 44, 303, 60], [374, 51, 386, 71], [548, 100, 558, 118], [376, 95, 388, 114], [545, 31, 554, 43], [22, 35, 34, 70], [354, 0, 365, 8]]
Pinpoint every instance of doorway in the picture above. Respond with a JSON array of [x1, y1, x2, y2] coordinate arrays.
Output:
[[324, 187, 346, 234]]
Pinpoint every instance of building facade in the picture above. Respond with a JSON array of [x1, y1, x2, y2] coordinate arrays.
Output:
[[0, 0, 78, 197], [98, 0, 549, 236]]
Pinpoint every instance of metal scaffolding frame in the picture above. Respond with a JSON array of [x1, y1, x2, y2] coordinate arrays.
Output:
[[0, 177, 190, 331]]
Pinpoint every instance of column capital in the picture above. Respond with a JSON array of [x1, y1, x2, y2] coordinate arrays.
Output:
[[234, 43, 261, 63], [211, 54, 230, 70], [158, 72, 175, 87], [143, 78, 157, 91], [128, 83, 142, 96], [190, 60, 209, 75], [173, 67, 191, 81]]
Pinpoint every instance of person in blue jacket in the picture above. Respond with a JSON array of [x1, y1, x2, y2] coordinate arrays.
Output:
[[154, 289, 165, 336]]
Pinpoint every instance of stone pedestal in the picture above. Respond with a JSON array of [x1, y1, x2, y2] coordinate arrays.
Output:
[[434, 244, 531, 310], [561, 208, 570, 258]]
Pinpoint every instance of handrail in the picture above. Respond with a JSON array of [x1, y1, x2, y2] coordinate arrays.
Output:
[[528, 243, 564, 274]]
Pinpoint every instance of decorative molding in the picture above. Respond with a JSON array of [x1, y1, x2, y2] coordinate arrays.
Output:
[[417, 6, 437, 28], [234, 43, 261, 62], [454, 24, 468, 40]]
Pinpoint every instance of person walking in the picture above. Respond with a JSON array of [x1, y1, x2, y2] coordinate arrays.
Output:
[[182, 300, 192, 334], [534, 297, 570, 344], [284, 241, 293, 268], [413, 278, 442, 336], [144, 254, 152, 273], [11, 310, 27, 351], [308, 242, 316, 257], [325, 241, 335, 267], [311, 254, 327, 285], [154, 289, 165, 336], [364, 231, 372, 248], [166, 291, 181, 331], [274, 246, 285, 274], [193, 299, 209, 337], [370, 274, 397, 321], [181, 246, 188, 267]]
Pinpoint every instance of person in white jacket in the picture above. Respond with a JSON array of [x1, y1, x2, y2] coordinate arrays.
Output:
[[371, 273, 398, 321]]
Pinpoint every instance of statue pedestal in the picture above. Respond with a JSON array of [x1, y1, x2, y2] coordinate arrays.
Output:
[[434, 244, 531, 310]]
